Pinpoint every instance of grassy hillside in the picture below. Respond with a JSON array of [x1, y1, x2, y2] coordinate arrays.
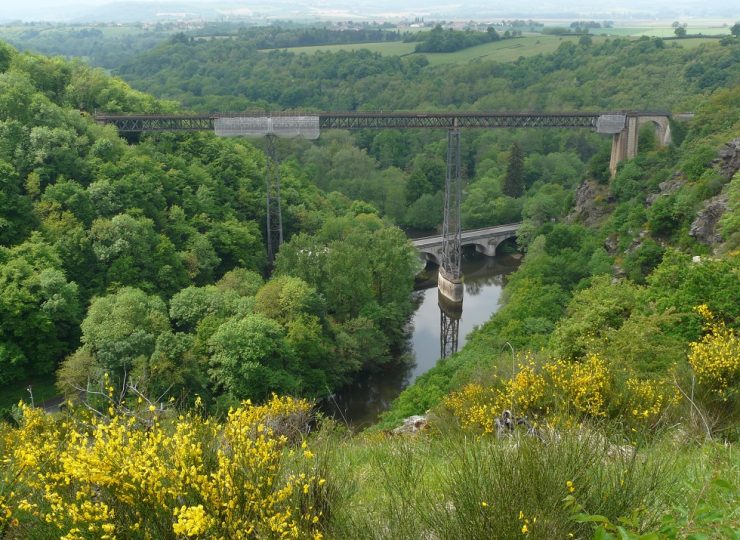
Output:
[[260, 35, 722, 66]]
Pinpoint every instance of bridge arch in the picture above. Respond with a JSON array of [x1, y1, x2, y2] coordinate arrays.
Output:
[[415, 226, 520, 269], [637, 115, 672, 147], [468, 232, 518, 257]]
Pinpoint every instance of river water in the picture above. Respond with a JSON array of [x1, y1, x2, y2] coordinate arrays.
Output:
[[324, 250, 521, 429]]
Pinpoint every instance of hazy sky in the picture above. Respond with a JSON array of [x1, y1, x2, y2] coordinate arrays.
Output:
[[1, 0, 737, 23]]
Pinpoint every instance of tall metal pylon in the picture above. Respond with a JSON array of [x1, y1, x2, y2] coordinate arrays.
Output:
[[264, 134, 283, 266], [440, 127, 462, 283]]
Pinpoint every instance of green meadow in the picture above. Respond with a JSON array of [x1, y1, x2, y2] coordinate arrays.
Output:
[[261, 34, 722, 65]]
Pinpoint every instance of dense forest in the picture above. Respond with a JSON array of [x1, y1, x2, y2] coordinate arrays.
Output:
[[0, 24, 404, 70], [110, 35, 739, 235], [0, 39, 418, 413], [0, 26, 738, 539], [0, 24, 171, 69]]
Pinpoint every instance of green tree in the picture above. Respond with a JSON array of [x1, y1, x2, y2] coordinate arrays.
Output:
[[0, 160, 34, 245], [169, 285, 248, 332], [370, 130, 409, 168], [78, 287, 171, 377], [406, 155, 445, 202], [550, 275, 643, 360], [254, 275, 326, 325], [522, 184, 569, 225], [502, 143, 525, 198], [208, 314, 298, 400], [90, 213, 187, 295], [0, 235, 80, 385], [216, 268, 263, 297], [674, 26, 687, 38], [206, 219, 265, 275], [0, 41, 14, 73], [404, 192, 443, 229], [645, 250, 739, 340]]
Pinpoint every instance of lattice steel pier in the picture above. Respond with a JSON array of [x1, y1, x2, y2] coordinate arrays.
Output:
[[439, 291, 462, 359], [439, 128, 464, 303], [263, 135, 283, 265]]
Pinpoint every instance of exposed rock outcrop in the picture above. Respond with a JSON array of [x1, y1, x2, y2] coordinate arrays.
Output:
[[392, 414, 428, 435], [712, 137, 740, 180], [567, 180, 610, 226], [603, 234, 619, 255], [646, 172, 686, 206], [689, 192, 729, 245]]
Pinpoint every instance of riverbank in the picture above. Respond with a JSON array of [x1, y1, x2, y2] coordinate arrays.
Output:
[[322, 252, 521, 428]]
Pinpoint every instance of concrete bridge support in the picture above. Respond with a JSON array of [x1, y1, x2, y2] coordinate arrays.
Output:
[[609, 114, 672, 177]]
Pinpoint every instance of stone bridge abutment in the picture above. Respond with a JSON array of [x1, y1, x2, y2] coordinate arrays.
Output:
[[607, 113, 676, 177]]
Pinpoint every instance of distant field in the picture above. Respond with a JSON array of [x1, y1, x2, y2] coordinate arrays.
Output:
[[260, 35, 602, 64], [419, 35, 608, 65], [261, 41, 417, 56], [261, 34, 722, 65], [0, 24, 156, 39], [589, 26, 730, 37]]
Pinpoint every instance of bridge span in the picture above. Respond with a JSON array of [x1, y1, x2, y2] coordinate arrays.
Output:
[[96, 110, 686, 304], [412, 223, 521, 266]]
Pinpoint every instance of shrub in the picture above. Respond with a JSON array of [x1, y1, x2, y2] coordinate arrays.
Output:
[[1, 396, 327, 539], [688, 304, 739, 400]]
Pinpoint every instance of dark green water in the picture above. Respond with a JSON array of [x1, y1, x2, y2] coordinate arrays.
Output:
[[324, 251, 521, 429]]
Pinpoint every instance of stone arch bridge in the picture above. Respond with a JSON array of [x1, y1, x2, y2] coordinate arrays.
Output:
[[412, 223, 521, 266]]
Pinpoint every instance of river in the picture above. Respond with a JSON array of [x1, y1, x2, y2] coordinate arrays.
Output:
[[323, 250, 521, 429]]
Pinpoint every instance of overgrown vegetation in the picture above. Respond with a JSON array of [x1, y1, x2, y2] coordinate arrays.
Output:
[[0, 22, 738, 538], [0, 40, 417, 415]]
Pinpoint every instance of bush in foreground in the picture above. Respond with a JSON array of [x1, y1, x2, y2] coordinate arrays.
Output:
[[0, 396, 327, 539]]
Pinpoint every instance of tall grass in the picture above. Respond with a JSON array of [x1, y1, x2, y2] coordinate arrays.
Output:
[[319, 425, 678, 539]]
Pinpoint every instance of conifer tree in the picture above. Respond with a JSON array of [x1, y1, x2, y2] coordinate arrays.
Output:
[[503, 143, 525, 198]]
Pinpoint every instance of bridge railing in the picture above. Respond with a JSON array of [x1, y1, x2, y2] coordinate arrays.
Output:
[[411, 223, 522, 243]]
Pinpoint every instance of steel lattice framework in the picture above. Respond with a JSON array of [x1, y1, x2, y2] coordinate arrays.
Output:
[[439, 293, 462, 359], [440, 128, 462, 283], [319, 111, 600, 130], [96, 111, 603, 132], [263, 135, 283, 265], [440, 310, 460, 359]]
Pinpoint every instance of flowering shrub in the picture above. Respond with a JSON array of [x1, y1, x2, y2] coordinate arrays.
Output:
[[544, 354, 611, 418], [688, 305, 739, 400], [1, 395, 326, 539], [443, 382, 497, 433], [623, 377, 679, 428], [443, 361, 546, 433], [445, 354, 616, 432]]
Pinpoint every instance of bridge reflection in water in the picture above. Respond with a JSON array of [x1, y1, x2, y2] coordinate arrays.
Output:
[[323, 252, 520, 429], [439, 292, 462, 359]]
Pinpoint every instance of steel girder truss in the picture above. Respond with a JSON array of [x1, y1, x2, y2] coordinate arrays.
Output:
[[95, 112, 602, 132]]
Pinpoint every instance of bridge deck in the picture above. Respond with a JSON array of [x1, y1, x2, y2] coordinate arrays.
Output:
[[412, 223, 521, 249], [95, 111, 627, 132]]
